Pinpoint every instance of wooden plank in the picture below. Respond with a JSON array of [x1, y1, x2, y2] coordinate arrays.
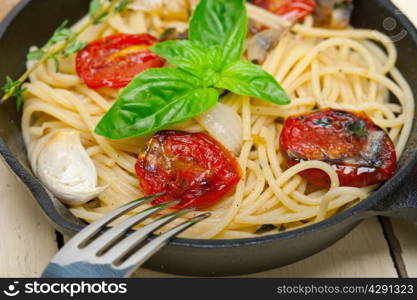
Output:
[[0, 0, 58, 278], [0, 159, 58, 277], [135, 218, 397, 278]]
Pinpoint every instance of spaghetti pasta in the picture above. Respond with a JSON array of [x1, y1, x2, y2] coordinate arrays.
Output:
[[21, 2, 414, 239]]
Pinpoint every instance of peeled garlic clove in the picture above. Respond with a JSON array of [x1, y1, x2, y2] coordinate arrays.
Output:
[[35, 131, 107, 205], [196, 102, 243, 155]]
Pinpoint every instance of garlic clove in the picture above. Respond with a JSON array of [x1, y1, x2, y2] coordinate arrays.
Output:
[[35, 130, 107, 205]]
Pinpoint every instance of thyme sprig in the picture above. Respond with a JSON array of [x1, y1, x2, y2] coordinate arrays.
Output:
[[1, 0, 129, 108]]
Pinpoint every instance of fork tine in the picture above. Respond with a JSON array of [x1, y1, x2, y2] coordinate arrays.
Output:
[[102, 208, 193, 261], [116, 213, 211, 275], [67, 193, 163, 247], [86, 200, 179, 254]]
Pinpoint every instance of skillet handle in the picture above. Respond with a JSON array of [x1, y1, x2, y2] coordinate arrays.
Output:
[[370, 162, 417, 222]]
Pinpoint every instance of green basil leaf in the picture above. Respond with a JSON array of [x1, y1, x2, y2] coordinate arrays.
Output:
[[215, 61, 291, 105], [15, 87, 26, 111], [151, 41, 209, 76], [207, 46, 224, 73], [151, 41, 221, 86], [189, 0, 247, 68], [95, 68, 219, 139]]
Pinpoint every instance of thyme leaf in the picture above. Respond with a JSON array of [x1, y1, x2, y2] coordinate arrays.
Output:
[[52, 55, 60, 72], [115, 0, 130, 13], [2, 0, 124, 104], [346, 120, 368, 138], [93, 12, 109, 24], [1, 77, 26, 110], [255, 224, 277, 234], [15, 87, 27, 111], [63, 40, 88, 57], [89, 0, 102, 17], [1, 77, 20, 95], [27, 48, 46, 61], [46, 20, 73, 47]]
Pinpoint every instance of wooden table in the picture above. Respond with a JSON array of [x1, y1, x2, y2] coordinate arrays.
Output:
[[1, 0, 416, 278]]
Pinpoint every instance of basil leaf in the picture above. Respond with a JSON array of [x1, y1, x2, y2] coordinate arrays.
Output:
[[189, 0, 247, 68], [95, 68, 219, 139], [151, 41, 221, 86], [215, 61, 291, 105]]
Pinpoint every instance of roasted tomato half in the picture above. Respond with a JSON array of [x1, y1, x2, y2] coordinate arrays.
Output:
[[252, 0, 317, 21], [135, 131, 241, 209], [76, 33, 165, 89], [279, 109, 397, 188]]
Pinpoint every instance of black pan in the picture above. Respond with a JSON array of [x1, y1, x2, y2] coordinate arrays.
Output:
[[1, 0, 417, 276]]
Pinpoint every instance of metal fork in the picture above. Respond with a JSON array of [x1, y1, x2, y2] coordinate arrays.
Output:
[[41, 194, 209, 278]]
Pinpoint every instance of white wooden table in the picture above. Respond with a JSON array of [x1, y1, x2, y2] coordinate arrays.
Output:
[[0, 0, 416, 278]]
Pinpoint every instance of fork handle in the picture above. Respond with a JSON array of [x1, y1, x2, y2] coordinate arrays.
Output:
[[42, 262, 128, 278]]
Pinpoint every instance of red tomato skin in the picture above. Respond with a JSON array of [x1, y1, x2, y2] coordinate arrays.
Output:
[[252, 0, 316, 21], [76, 33, 165, 89], [279, 109, 397, 188], [277, 0, 316, 20], [135, 131, 241, 210]]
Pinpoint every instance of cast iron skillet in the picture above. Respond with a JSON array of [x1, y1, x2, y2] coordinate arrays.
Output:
[[1, 0, 417, 276]]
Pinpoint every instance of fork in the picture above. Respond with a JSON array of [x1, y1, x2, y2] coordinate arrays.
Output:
[[41, 194, 210, 278]]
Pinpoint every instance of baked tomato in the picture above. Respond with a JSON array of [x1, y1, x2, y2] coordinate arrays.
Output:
[[252, 0, 317, 21], [135, 131, 241, 209], [279, 109, 397, 188], [76, 33, 165, 89]]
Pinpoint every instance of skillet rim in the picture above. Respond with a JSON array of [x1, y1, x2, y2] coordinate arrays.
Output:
[[0, 0, 416, 249]]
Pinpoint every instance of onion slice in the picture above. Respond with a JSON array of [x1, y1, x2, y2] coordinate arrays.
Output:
[[196, 102, 243, 155], [247, 28, 287, 64]]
